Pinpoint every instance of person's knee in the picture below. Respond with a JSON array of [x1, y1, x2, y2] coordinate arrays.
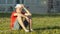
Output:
[[28, 16, 32, 19]]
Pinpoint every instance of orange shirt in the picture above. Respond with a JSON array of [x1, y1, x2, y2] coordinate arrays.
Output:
[[10, 11, 25, 29], [10, 11, 17, 29]]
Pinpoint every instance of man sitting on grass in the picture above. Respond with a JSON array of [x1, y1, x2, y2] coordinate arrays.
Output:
[[10, 4, 33, 32]]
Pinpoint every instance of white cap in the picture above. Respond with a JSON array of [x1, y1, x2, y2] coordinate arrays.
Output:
[[15, 4, 23, 8]]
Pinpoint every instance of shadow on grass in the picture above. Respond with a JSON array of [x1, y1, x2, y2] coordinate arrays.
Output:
[[0, 13, 11, 18], [1, 13, 60, 18], [32, 14, 60, 17], [34, 26, 60, 31]]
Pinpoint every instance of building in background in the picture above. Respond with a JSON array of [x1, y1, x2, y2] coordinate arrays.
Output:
[[0, 0, 60, 14]]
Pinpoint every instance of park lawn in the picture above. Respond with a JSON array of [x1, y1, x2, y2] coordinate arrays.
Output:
[[0, 13, 60, 34]]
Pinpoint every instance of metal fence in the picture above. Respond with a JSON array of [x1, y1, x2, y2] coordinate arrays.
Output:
[[0, 0, 60, 14]]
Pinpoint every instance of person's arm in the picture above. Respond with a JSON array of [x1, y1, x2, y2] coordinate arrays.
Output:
[[17, 13, 28, 19], [13, 12, 28, 18], [14, 13, 17, 16], [23, 7, 32, 16]]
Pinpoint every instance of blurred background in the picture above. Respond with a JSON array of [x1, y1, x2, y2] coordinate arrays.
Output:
[[0, 0, 60, 14]]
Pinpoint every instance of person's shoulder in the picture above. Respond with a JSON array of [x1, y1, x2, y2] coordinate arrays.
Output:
[[11, 11, 16, 17]]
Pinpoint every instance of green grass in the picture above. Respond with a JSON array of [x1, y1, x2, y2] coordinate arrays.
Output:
[[0, 13, 60, 34]]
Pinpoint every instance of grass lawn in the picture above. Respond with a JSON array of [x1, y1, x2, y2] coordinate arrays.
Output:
[[0, 13, 60, 34]]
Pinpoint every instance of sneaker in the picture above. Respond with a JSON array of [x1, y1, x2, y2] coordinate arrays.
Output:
[[25, 30, 29, 32], [30, 29, 34, 31]]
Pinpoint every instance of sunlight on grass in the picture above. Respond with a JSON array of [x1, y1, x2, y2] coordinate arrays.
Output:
[[0, 14, 60, 34]]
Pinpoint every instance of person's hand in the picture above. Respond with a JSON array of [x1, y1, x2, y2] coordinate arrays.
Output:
[[25, 13, 32, 16], [26, 17, 29, 20], [26, 17, 28, 19], [26, 17, 30, 22]]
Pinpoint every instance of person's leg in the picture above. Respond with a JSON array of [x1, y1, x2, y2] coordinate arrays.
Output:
[[13, 20, 20, 30], [25, 16, 33, 31], [17, 15, 29, 32], [29, 19, 32, 30]]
